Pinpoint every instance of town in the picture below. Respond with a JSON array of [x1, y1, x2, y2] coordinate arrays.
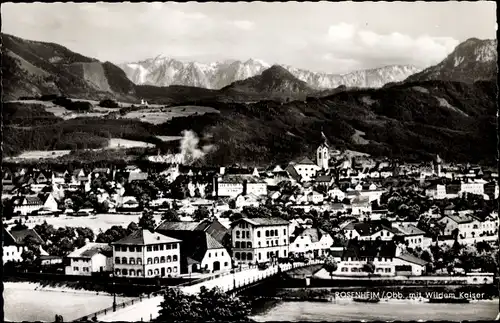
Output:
[[3, 137, 498, 284]]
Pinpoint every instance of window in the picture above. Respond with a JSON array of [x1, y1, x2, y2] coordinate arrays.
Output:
[[160, 256, 165, 263], [259, 253, 262, 260], [160, 245, 164, 250], [147, 246, 152, 252], [115, 257, 121, 264], [274, 229, 278, 236], [246, 231, 250, 239], [154, 257, 159, 264], [341, 268, 348, 272], [265, 230, 269, 237], [236, 231, 240, 238], [284, 250, 287, 257], [115, 246, 121, 252], [137, 258, 142, 265], [147, 270, 153, 276], [173, 267, 177, 273], [154, 269, 159, 275], [137, 270, 143, 276], [283, 229, 287, 235], [115, 269, 121, 275], [136, 246, 142, 252], [385, 268, 391, 273], [166, 244, 172, 250], [247, 242, 253, 248], [122, 257, 127, 264], [147, 258, 153, 264], [167, 267, 172, 273], [153, 245, 159, 251], [74, 267, 79, 271], [235, 241, 241, 248], [257, 231, 261, 238], [129, 246, 135, 252], [172, 244, 177, 249], [242, 253, 247, 260], [173, 255, 178, 262], [275, 240, 278, 246], [122, 269, 128, 275], [247, 253, 253, 261], [129, 269, 135, 276], [378, 257, 382, 262], [224, 262, 228, 267], [235, 252, 240, 260], [167, 256, 172, 262], [129, 258, 135, 264]]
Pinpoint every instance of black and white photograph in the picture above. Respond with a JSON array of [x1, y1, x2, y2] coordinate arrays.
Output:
[[1, 1, 498, 322]]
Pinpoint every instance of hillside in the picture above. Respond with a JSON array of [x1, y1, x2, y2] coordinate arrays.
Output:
[[1, 33, 137, 101], [220, 65, 315, 101], [405, 38, 497, 83], [159, 80, 497, 166]]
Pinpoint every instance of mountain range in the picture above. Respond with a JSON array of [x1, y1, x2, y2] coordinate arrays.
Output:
[[2, 33, 497, 165], [119, 56, 422, 90]]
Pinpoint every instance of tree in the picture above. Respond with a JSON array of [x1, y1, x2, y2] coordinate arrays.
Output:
[[127, 222, 139, 233], [192, 207, 211, 221], [138, 210, 156, 231], [162, 209, 180, 222], [323, 256, 338, 278], [363, 261, 375, 277]]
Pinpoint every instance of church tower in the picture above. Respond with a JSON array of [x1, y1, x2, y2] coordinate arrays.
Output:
[[434, 154, 442, 177], [317, 133, 330, 171]]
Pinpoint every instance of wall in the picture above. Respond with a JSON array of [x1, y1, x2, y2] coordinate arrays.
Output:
[[200, 248, 232, 272]]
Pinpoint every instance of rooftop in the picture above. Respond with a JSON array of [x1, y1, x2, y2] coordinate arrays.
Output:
[[68, 243, 112, 258], [112, 229, 180, 245]]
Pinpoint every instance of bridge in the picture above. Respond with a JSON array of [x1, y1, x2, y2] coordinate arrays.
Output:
[[79, 260, 323, 322]]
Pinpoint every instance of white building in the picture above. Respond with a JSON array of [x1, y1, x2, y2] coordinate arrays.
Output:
[[112, 230, 181, 278], [286, 157, 321, 182], [214, 176, 267, 198], [328, 187, 346, 201], [3, 228, 46, 264], [290, 227, 333, 257], [316, 141, 330, 171], [307, 190, 325, 204], [344, 221, 400, 241], [425, 184, 447, 200], [12, 196, 44, 215], [393, 223, 433, 249], [235, 193, 260, 209], [460, 179, 486, 196], [65, 243, 113, 275], [231, 217, 290, 265]]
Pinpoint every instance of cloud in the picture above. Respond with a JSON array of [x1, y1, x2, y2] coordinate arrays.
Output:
[[231, 20, 255, 31], [323, 22, 460, 69]]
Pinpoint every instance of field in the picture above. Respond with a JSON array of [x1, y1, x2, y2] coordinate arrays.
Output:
[[23, 213, 165, 234], [4, 282, 132, 322], [122, 105, 219, 125], [107, 138, 155, 149], [3, 150, 72, 160]]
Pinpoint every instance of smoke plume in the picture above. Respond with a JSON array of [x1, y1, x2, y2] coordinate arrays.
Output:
[[149, 130, 213, 165]]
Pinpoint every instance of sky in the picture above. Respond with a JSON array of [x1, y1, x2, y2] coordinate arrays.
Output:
[[2, 2, 497, 74]]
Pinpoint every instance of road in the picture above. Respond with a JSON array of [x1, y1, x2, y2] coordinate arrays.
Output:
[[99, 261, 319, 322]]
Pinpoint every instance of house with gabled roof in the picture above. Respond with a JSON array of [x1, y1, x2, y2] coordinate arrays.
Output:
[[111, 230, 181, 278], [286, 157, 321, 183], [155, 221, 231, 273], [3, 228, 47, 263], [65, 243, 113, 275], [290, 227, 333, 258], [11, 195, 44, 215], [344, 220, 402, 241]]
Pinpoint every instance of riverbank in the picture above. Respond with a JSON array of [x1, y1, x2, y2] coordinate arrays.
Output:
[[4, 282, 132, 322]]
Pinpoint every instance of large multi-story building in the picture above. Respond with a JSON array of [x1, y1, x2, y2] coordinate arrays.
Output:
[[230, 217, 290, 265], [213, 175, 267, 198], [111, 230, 181, 278], [289, 227, 333, 257]]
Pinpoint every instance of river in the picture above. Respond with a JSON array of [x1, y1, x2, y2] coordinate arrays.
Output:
[[251, 299, 498, 321]]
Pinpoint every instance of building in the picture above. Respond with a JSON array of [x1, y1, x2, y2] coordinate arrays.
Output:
[[393, 223, 432, 249], [460, 179, 486, 196], [111, 230, 181, 278], [230, 217, 290, 265], [316, 140, 330, 171], [307, 190, 325, 204], [3, 228, 46, 263], [235, 193, 260, 209], [344, 221, 401, 241], [289, 227, 333, 257], [331, 240, 427, 277], [11, 195, 44, 215], [65, 243, 113, 275], [286, 157, 321, 182], [213, 175, 267, 198], [155, 220, 232, 273], [350, 196, 372, 216]]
